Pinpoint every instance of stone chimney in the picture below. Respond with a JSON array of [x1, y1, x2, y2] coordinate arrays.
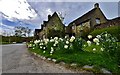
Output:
[[48, 15, 51, 20], [94, 3, 99, 8]]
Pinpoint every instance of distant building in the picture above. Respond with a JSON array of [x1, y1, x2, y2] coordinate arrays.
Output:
[[34, 3, 120, 39]]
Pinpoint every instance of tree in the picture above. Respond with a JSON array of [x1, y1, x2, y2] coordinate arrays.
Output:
[[58, 12, 66, 22], [14, 26, 31, 37], [25, 27, 31, 37]]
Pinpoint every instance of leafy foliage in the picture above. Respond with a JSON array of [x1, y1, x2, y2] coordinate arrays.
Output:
[[14, 26, 31, 37], [90, 26, 120, 41], [27, 32, 120, 73]]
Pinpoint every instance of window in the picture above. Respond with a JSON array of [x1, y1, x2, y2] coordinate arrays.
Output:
[[72, 26, 75, 30], [72, 23, 76, 30], [96, 18, 100, 24]]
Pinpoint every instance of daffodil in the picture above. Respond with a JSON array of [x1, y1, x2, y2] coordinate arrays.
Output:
[[65, 36, 68, 38], [93, 38, 99, 43], [100, 48, 104, 51], [88, 35, 92, 39], [96, 35, 101, 39], [54, 37, 58, 40], [34, 40, 40, 44], [50, 39, 54, 42], [66, 41, 69, 44], [43, 47, 46, 49], [53, 44, 56, 47], [55, 40, 59, 44], [59, 38, 63, 41], [64, 45, 68, 49], [40, 46, 42, 49], [87, 40, 91, 46], [43, 51, 46, 53], [70, 36, 75, 42], [93, 48, 96, 51]]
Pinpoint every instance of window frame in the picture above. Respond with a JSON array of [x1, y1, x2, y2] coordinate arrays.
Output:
[[96, 18, 101, 24]]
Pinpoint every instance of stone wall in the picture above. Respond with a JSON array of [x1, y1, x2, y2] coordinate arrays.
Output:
[[95, 17, 120, 29]]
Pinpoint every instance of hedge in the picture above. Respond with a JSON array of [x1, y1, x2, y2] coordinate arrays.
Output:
[[90, 26, 120, 41]]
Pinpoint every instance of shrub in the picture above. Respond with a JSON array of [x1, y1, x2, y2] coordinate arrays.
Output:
[[27, 33, 120, 73], [90, 26, 120, 41], [98, 32, 120, 65]]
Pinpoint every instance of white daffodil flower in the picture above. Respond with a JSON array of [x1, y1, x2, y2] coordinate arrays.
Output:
[[66, 41, 69, 44], [101, 48, 104, 51], [64, 45, 68, 49], [40, 46, 42, 49], [70, 36, 75, 42], [55, 41, 59, 44], [96, 35, 101, 39], [93, 48, 96, 51], [87, 40, 91, 46], [54, 37, 58, 40], [88, 35, 92, 39], [43, 47, 46, 49], [53, 44, 56, 47], [93, 38, 99, 43], [50, 39, 54, 42]]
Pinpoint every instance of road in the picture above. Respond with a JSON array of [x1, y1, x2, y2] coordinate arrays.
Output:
[[2, 44, 88, 73]]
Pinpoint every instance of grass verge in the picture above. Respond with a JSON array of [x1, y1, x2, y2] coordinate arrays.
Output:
[[28, 47, 120, 74]]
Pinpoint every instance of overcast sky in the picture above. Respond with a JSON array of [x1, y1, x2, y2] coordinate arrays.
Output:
[[0, 0, 119, 36]]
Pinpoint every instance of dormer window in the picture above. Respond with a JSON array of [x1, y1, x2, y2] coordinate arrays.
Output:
[[96, 18, 100, 24]]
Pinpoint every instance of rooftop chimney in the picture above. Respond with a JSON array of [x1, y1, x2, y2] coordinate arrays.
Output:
[[94, 3, 99, 8], [48, 15, 51, 20]]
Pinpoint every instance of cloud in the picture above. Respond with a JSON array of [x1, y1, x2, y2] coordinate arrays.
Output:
[[28, 2, 89, 25], [40, 8, 53, 20], [46, 8, 53, 15], [28, 0, 119, 2], [0, 27, 2, 35], [0, 23, 15, 36], [1, 23, 14, 30], [0, 0, 37, 20]]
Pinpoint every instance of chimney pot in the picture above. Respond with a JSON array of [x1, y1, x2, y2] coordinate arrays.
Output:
[[94, 3, 99, 8]]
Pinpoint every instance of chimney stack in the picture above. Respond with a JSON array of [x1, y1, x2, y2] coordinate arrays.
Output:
[[94, 3, 99, 8], [48, 15, 51, 20]]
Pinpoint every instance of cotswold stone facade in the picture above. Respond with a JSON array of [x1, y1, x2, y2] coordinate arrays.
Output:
[[35, 12, 65, 39], [34, 3, 120, 39], [94, 17, 120, 29], [66, 3, 108, 37]]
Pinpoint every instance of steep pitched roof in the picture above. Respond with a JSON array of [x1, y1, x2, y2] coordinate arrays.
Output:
[[42, 12, 61, 27], [69, 8, 96, 26], [68, 4, 107, 26]]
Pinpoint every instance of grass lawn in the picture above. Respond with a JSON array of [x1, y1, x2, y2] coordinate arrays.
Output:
[[27, 32, 120, 74], [28, 47, 120, 73]]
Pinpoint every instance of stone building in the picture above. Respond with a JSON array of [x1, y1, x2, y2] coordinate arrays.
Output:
[[95, 17, 120, 29], [34, 29, 42, 39], [34, 3, 120, 39], [66, 3, 108, 37], [35, 12, 65, 39]]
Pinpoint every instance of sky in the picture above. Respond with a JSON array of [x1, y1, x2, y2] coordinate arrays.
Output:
[[0, 0, 119, 36]]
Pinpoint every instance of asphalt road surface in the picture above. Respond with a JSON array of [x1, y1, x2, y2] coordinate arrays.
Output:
[[2, 44, 88, 73]]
